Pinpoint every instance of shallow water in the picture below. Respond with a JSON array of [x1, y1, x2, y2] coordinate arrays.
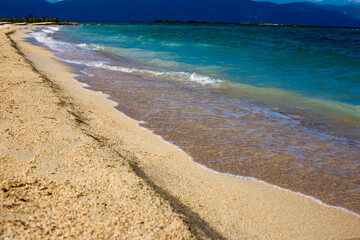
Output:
[[30, 23, 360, 213]]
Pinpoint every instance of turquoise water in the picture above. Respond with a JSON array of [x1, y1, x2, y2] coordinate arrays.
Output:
[[57, 22, 360, 106], [30, 23, 360, 214]]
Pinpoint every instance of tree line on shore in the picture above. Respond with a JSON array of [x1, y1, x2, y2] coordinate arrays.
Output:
[[0, 16, 63, 23]]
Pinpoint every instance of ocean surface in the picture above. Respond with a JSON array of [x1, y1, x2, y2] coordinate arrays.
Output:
[[29, 22, 360, 214]]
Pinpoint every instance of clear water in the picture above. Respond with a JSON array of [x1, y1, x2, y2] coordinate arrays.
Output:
[[30, 23, 360, 214], [57, 23, 360, 105]]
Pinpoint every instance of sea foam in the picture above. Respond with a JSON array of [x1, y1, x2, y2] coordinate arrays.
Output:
[[31, 27, 222, 87]]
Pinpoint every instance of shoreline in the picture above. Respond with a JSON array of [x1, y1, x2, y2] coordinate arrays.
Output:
[[59, 26, 360, 213], [0, 22, 80, 26], [1, 25, 195, 239], [1, 25, 360, 239]]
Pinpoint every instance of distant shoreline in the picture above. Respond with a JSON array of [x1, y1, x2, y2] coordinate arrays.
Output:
[[0, 22, 80, 26], [2, 19, 358, 29], [154, 19, 360, 29], [0, 16, 79, 26]]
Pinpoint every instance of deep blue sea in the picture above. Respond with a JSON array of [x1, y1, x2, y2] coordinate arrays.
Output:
[[30, 22, 360, 214]]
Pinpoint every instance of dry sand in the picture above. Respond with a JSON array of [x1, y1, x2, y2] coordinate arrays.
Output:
[[1, 25, 360, 239], [0, 26, 194, 239]]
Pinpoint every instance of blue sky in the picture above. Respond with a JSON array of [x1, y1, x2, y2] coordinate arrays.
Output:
[[45, 0, 360, 5]]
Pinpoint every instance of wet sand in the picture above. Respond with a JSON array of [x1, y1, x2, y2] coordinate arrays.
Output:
[[77, 67, 360, 213], [1, 25, 360, 239]]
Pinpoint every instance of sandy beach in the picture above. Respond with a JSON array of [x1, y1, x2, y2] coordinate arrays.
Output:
[[1, 24, 360, 239]]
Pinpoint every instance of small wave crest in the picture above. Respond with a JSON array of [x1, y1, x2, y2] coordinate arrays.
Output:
[[161, 42, 185, 47], [189, 73, 222, 85], [61, 56, 223, 87], [31, 26, 74, 52], [42, 26, 61, 34], [97, 64, 222, 86], [31, 27, 104, 54], [77, 43, 104, 51], [94, 63, 222, 86]]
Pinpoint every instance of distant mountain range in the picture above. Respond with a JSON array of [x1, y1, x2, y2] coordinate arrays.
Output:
[[1, 0, 360, 27]]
